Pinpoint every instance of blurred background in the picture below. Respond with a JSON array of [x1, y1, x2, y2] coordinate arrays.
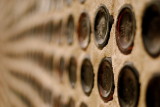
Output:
[[0, 0, 160, 107]]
